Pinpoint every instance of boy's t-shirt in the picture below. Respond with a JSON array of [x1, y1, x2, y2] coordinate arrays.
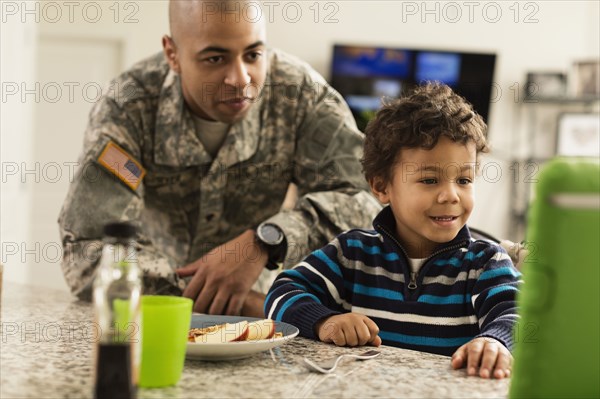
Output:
[[408, 257, 425, 274]]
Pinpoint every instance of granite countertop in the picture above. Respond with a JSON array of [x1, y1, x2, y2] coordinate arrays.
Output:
[[0, 283, 509, 398]]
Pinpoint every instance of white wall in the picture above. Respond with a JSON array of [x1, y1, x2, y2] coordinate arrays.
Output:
[[1, 0, 169, 290], [1, 10, 37, 286], [1, 0, 598, 290]]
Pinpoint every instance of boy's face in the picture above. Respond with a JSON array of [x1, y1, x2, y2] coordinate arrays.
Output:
[[371, 136, 477, 258]]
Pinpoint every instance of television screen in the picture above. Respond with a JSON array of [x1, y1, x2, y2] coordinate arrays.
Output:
[[330, 45, 496, 131], [415, 52, 461, 85]]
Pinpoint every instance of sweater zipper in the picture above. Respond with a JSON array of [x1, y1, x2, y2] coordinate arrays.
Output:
[[408, 272, 418, 290], [376, 223, 469, 293]]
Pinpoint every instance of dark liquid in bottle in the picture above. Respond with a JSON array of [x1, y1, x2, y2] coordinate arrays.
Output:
[[94, 343, 136, 399]]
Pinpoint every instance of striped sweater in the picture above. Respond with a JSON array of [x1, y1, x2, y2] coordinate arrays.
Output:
[[265, 206, 522, 356]]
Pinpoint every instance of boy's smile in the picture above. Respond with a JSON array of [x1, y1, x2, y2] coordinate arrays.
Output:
[[372, 136, 477, 258]]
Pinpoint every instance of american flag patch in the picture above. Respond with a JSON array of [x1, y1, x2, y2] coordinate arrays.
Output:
[[97, 141, 146, 191]]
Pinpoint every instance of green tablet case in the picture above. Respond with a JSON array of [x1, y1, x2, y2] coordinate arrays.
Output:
[[510, 158, 600, 398]]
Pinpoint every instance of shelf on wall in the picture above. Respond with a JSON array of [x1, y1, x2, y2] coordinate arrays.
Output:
[[508, 95, 599, 241], [522, 95, 600, 104]]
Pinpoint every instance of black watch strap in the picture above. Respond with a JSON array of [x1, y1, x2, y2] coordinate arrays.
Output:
[[255, 223, 287, 270], [264, 259, 280, 271], [255, 238, 284, 271]]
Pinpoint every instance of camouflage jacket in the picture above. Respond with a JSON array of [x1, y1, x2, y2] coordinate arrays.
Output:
[[58, 49, 381, 300]]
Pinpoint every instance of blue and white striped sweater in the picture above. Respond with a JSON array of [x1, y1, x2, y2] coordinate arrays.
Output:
[[265, 207, 522, 356]]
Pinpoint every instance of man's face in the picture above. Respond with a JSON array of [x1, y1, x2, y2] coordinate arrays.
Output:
[[166, 11, 267, 123], [372, 137, 477, 258]]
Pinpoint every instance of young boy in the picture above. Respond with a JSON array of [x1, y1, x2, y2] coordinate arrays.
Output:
[[264, 83, 521, 379]]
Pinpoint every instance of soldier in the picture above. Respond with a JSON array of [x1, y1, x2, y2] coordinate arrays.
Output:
[[58, 0, 381, 316]]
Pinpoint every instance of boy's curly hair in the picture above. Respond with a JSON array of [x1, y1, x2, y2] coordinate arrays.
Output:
[[361, 82, 489, 189]]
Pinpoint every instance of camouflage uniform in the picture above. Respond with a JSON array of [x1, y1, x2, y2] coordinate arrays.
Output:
[[59, 49, 382, 300]]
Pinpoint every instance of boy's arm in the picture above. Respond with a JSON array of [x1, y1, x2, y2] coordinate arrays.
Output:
[[264, 239, 348, 339], [265, 238, 381, 347], [450, 245, 521, 379], [471, 246, 523, 351]]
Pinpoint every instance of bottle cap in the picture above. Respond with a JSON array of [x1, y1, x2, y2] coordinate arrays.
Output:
[[103, 222, 137, 239]]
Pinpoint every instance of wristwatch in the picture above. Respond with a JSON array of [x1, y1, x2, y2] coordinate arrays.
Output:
[[255, 222, 287, 270]]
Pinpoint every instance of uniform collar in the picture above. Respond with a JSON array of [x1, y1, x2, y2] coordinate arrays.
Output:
[[154, 69, 263, 168]]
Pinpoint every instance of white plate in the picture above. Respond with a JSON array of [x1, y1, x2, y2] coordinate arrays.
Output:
[[186, 315, 299, 361]]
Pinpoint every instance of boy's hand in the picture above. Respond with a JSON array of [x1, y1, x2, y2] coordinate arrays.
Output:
[[451, 337, 512, 379], [315, 313, 382, 347]]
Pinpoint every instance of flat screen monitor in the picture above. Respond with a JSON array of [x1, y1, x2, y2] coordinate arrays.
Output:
[[330, 44, 497, 131]]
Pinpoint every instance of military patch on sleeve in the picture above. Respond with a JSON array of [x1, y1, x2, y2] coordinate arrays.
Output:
[[97, 141, 146, 191]]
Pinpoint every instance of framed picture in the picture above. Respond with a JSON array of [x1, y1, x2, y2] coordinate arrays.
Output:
[[556, 113, 600, 157], [525, 72, 567, 99], [571, 60, 600, 97]]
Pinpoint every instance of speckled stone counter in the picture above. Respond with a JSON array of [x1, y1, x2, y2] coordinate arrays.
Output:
[[0, 283, 509, 398]]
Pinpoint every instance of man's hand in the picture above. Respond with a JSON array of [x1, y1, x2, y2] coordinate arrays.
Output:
[[451, 337, 512, 379], [176, 229, 267, 315], [315, 313, 382, 347], [241, 290, 266, 318]]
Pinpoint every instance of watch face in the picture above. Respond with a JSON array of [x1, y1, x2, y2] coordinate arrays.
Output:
[[261, 224, 282, 245]]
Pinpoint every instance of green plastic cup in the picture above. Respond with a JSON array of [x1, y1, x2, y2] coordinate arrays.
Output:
[[139, 295, 192, 388]]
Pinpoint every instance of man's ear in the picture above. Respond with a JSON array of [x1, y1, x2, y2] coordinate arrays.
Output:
[[162, 35, 181, 74], [369, 177, 390, 204]]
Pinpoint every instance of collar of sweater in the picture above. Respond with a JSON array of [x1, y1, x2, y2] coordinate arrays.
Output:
[[371, 205, 472, 257]]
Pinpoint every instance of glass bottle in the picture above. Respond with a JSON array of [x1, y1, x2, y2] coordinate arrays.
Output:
[[93, 222, 142, 399]]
